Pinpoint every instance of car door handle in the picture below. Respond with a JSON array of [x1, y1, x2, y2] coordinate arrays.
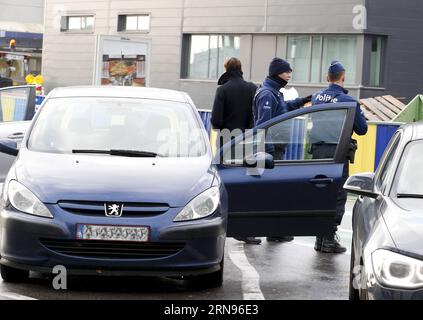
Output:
[[7, 132, 24, 139], [309, 177, 334, 186]]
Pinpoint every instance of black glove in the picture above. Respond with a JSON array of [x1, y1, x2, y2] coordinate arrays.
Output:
[[303, 95, 312, 104]]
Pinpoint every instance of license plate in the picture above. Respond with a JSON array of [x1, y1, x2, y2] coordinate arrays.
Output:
[[76, 224, 149, 242]]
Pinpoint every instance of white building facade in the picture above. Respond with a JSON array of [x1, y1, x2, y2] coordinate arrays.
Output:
[[41, 0, 423, 108]]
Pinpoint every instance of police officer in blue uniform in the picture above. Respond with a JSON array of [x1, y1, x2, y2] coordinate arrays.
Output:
[[254, 58, 310, 127], [311, 61, 368, 253], [253, 57, 311, 243], [254, 58, 312, 160]]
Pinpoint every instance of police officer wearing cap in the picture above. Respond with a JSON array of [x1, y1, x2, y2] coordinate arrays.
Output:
[[253, 57, 311, 243], [311, 61, 368, 253]]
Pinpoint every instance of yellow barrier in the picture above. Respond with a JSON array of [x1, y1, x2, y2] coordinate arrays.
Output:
[[349, 123, 377, 175]]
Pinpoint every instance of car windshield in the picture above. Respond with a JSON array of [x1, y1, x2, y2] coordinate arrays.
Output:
[[395, 140, 423, 197], [28, 97, 208, 157]]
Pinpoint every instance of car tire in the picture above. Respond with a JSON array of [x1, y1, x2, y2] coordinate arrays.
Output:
[[349, 242, 360, 300], [0, 264, 29, 283], [191, 259, 224, 290]]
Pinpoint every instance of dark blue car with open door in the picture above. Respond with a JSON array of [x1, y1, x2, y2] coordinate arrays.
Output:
[[0, 86, 356, 288]]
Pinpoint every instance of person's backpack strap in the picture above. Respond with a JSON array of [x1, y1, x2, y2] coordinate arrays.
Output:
[[252, 86, 280, 123], [253, 86, 280, 107], [252, 85, 262, 123]]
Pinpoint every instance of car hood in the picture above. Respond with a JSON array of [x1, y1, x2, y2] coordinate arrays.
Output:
[[383, 197, 423, 256], [14, 149, 215, 207]]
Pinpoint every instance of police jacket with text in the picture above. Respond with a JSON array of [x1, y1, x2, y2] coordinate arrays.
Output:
[[311, 83, 368, 136], [253, 77, 306, 127]]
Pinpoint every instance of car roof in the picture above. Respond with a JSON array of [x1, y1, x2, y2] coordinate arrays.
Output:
[[48, 86, 190, 103], [400, 122, 423, 141]]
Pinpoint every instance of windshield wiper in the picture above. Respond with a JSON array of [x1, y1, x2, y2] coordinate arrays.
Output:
[[72, 149, 109, 155], [397, 193, 423, 199], [111, 149, 158, 157], [72, 149, 159, 157]]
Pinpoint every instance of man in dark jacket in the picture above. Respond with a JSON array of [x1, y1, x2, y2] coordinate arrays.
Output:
[[311, 61, 368, 253], [211, 57, 260, 245], [211, 57, 257, 134], [253, 57, 311, 243]]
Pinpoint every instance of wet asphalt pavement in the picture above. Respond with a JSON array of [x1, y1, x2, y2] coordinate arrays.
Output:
[[0, 199, 355, 300]]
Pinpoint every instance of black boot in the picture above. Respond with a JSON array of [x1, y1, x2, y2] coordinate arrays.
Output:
[[266, 236, 294, 242], [314, 236, 323, 251], [320, 233, 346, 253], [235, 237, 262, 245]]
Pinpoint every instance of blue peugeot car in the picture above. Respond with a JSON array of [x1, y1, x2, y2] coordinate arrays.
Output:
[[0, 86, 356, 288]]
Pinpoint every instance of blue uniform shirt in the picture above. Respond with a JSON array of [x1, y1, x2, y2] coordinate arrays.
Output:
[[253, 78, 306, 127], [311, 84, 368, 136]]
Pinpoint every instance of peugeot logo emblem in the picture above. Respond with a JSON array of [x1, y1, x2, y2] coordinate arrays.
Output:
[[104, 203, 124, 217]]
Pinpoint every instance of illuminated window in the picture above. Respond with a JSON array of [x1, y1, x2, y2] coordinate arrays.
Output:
[[287, 35, 358, 84], [118, 15, 150, 32], [182, 35, 241, 80], [60, 15, 94, 32]]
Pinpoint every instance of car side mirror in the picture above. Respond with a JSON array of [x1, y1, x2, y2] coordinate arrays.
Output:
[[344, 172, 380, 199], [243, 152, 275, 170], [0, 139, 19, 156]]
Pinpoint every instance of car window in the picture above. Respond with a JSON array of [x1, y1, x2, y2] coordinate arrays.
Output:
[[28, 97, 208, 157], [394, 140, 423, 197], [223, 109, 348, 165], [375, 133, 401, 191], [0, 87, 32, 122]]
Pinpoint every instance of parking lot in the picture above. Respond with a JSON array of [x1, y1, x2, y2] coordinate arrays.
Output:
[[0, 199, 354, 300]]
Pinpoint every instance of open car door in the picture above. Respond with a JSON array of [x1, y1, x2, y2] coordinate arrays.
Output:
[[215, 103, 356, 237], [0, 85, 36, 181]]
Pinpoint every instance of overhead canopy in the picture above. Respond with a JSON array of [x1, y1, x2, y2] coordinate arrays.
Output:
[[0, 51, 42, 58], [0, 21, 43, 34]]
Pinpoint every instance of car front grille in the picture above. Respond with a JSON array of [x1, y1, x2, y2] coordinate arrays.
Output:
[[40, 239, 185, 259], [57, 201, 169, 217]]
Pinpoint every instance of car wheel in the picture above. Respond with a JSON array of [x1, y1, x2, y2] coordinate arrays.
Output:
[[191, 259, 224, 290], [0, 264, 29, 283], [349, 242, 360, 300]]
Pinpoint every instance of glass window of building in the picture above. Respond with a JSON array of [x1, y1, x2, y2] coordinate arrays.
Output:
[[370, 37, 383, 87], [117, 15, 150, 32], [287, 36, 311, 83], [321, 36, 357, 84], [311, 36, 322, 83], [61, 16, 94, 32], [287, 35, 357, 84], [183, 35, 241, 80]]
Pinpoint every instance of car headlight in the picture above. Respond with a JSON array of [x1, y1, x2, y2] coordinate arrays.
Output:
[[7, 180, 53, 218], [174, 186, 220, 222], [372, 249, 423, 289]]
